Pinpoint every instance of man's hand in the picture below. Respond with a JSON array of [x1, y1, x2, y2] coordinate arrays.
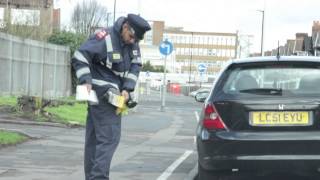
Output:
[[84, 84, 92, 94], [121, 90, 129, 102]]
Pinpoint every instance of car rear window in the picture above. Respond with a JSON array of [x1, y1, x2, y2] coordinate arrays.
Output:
[[221, 62, 320, 96]]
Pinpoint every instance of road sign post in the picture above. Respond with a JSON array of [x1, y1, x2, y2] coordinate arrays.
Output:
[[198, 63, 207, 74], [198, 63, 207, 88], [159, 40, 173, 112]]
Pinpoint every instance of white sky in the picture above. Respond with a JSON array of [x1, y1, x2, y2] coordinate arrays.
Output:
[[58, 0, 320, 53]]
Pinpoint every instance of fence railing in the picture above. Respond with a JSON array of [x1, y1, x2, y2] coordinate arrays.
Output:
[[0, 32, 71, 99]]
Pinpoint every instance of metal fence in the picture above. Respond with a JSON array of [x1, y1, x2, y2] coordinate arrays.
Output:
[[0, 32, 71, 99]]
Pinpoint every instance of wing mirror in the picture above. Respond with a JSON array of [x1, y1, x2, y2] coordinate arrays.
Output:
[[195, 91, 209, 102]]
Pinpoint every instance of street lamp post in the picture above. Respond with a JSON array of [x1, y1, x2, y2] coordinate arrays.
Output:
[[258, 10, 265, 56], [188, 32, 194, 83], [188, 32, 194, 94], [113, 0, 117, 23]]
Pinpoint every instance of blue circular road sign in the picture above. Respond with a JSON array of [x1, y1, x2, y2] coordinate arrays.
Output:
[[159, 40, 173, 56], [198, 63, 207, 73]]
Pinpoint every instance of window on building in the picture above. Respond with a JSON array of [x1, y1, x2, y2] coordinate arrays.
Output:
[[230, 50, 235, 57], [230, 37, 235, 46], [201, 36, 204, 45], [223, 49, 227, 57], [216, 37, 220, 45], [210, 37, 214, 45], [203, 49, 207, 56], [192, 48, 197, 56], [171, 36, 176, 43], [222, 37, 226, 45], [181, 36, 185, 44], [11, 9, 40, 26], [179, 36, 183, 43], [219, 37, 224, 45], [193, 36, 197, 44], [0, 8, 4, 20], [176, 48, 180, 55], [144, 30, 153, 45], [217, 49, 221, 57], [199, 48, 203, 56], [212, 49, 217, 56], [185, 48, 189, 55], [186, 48, 191, 56], [0, 8, 4, 28]]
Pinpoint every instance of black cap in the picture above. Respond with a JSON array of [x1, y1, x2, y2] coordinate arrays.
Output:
[[127, 14, 151, 40]]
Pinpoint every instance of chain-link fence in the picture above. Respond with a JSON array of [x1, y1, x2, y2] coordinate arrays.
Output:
[[0, 32, 71, 99]]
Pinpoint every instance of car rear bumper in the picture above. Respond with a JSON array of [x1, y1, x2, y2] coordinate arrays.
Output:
[[199, 157, 320, 174], [197, 130, 320, 172]]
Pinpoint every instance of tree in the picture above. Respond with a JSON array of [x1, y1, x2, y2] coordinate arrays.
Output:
[[48, 31, 86, 55], [71, 0, 109, 36], [142, 61, 168, 73], [48, 31, 87, 93], [142, 61, 155, 72]]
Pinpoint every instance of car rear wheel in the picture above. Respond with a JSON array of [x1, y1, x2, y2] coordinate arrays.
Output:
[[198, 163, 223, 180]]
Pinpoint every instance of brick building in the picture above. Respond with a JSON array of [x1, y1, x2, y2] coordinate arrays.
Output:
[[260, 21, 320, 57]]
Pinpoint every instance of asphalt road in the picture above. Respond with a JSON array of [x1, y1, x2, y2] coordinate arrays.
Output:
[[0, 91, 201, 180]]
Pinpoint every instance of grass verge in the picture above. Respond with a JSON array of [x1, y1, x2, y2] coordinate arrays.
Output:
[[0, 130, 27, 146], [0, 96, 17, 107], [44, 102, 87, 126], [0, 96, 87, 126]]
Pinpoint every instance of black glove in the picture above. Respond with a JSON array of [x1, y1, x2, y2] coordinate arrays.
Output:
[[126, 93, 138, 108]]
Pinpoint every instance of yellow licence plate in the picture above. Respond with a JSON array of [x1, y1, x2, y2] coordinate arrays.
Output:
[[250, 111, 311, 126]]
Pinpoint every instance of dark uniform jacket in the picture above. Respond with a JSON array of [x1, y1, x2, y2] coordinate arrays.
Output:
[[71, 17, 142, 101]]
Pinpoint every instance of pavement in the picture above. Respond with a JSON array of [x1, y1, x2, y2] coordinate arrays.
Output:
[[0, 92, 200, 180]]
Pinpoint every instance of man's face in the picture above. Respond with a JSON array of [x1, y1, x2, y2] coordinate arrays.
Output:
[[121, 23, 136, 45]]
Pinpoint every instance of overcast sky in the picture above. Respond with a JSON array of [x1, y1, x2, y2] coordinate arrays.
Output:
[[58, 0, 320, 53]]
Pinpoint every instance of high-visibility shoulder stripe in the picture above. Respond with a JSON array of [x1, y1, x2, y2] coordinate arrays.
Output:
[[76, 67, 90, 79], [126, 73, 138, 82], [92, 79, 119, 89], [105, 35, 113, 52], [73, 50, 89, 64], [112, 70, 129, 77]]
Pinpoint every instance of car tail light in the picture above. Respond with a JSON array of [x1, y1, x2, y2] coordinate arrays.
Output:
[[203, 104, 227, 130]]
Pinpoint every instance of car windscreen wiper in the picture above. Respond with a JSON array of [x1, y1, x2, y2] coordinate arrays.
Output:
[[239, 88, 282, 95]]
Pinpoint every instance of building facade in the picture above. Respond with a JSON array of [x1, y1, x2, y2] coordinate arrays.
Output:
[[0, 0, 59, 39], [261, 21, 320, 57], [140, 20, 238, 75]]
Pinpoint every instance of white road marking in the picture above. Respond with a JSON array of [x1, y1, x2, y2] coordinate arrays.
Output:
[[156, 150, 193, 180], [194, 111, 199, 122], [193, 136, 196, 144]]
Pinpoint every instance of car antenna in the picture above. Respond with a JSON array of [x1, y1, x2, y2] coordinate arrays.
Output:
[[276, 40, 280, 61]]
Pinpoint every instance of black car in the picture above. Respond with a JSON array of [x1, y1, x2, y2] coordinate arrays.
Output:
[[196, 56, 320, 180]]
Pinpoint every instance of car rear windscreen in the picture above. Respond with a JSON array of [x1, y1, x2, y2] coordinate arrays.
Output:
[[222, 62, 320, 96]]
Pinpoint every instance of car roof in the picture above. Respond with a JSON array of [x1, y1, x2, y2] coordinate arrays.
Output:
[[231, 56, 320, 64]]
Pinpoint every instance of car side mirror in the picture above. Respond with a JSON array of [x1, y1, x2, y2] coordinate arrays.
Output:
[[195, 92, 209, 102]]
